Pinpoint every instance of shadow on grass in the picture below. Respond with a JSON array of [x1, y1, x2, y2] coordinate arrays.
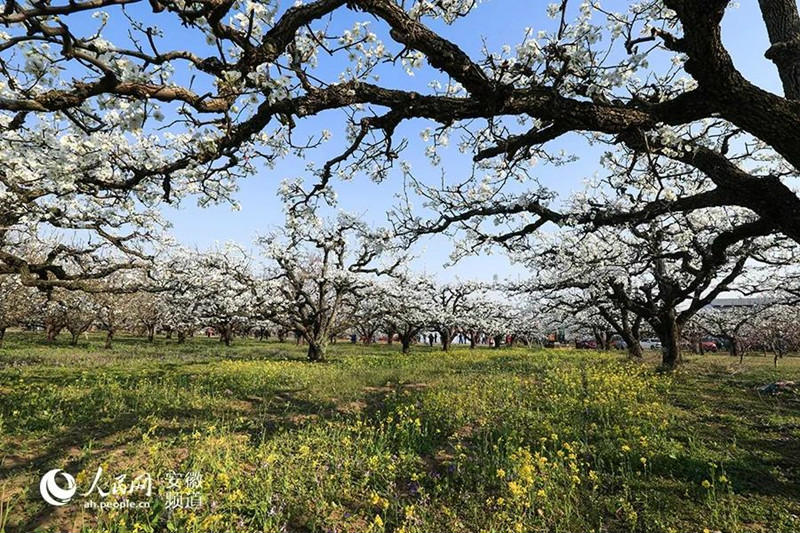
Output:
[[6, 385, 346, 533], [664, 365, 800, 503]]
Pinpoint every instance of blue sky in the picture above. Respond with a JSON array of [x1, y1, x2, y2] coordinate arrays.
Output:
[[159, 0, 781, 281]]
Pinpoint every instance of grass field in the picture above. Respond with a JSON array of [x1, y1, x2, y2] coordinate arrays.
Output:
[[1, 333, 799, 533]]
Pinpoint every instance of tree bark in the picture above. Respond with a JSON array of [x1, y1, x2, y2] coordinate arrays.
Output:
[[730, 337, 739, 359], [759, 0, 800, 99], [104, 328, 114, 349], [493, 334, 503, 349], [626, 339, 643, 359], [440, 329, 452, 351], [614, 322, 643, 359], [0, 326, 5, 347], [657, 315, 682, 369], [178, 330, 187, 344], [307, 340, 327, 362], [70, 332, 79, 346], [362, 331, 375, 345], [401, 335, 412, 354], [46, 323, 61, 342]]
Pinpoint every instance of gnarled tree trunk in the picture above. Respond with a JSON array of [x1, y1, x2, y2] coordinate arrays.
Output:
[[759, 0, 800, 100], [307, 339, 328, 362], [657, 313, 682, 369]]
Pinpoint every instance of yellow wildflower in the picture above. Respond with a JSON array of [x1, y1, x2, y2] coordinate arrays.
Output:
[[508, 481, 524, 497]]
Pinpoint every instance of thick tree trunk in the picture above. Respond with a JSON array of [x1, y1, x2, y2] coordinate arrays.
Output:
[[401, 335, 411, 354], [0, 326, 5, 347], [70, 332, 79, 346], [147, 326, 155, 343], [626, 340, 643, 359], [46, 324, 61, 342], [440, 329, 452, 352], [104, 329, 114, 349], [307, 340, 327, 362], [177, 330, 187, 344], [617, 325, 642, 358], [469, 333, 477, 349], [215, 323, 234, 346], [493, 334, 503, 349], [759, 0, 800, 100], [657, 316, 682, 369]]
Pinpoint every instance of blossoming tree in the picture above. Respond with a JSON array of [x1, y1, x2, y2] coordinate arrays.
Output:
[[0, 274, 38, 345], [258, 212, 400, 361], [378, 274, 436, 353], [3, 0, 800, 286], [521, 208, 780, 367]]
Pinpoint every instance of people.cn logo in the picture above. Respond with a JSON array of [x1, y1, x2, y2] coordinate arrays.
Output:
[[39, 469, 77, 506]]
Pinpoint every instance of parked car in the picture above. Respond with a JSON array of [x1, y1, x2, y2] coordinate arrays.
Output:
[[611, 339, 627, 350], [701, 339, 718, 352], [640, 338, 662, 350]]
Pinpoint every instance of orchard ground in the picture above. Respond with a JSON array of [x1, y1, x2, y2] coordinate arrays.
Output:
[[1, 334, 799, 533]]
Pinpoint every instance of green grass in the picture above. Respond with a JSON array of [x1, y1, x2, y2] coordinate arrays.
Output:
[[1, 332, 799, 533]]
